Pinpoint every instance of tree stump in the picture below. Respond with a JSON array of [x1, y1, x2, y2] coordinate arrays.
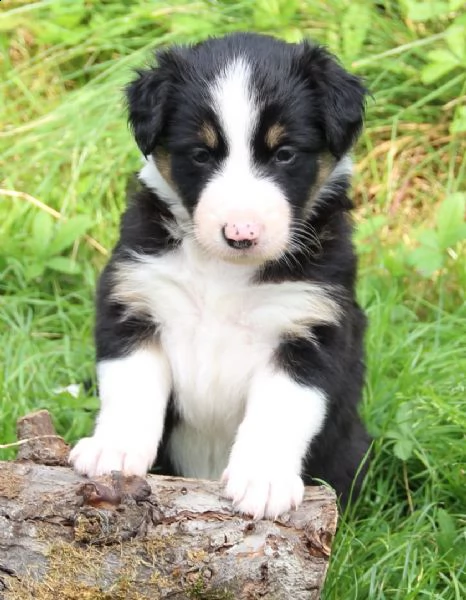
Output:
[[0, 411, 338, 599]]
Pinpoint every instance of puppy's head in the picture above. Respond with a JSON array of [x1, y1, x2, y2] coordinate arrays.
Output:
[[127, 33, 366, 264]]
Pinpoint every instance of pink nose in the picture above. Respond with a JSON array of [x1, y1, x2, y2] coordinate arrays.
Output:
[[222, 222, 262, 249]]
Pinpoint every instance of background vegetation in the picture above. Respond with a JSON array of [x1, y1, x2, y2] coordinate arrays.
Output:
[[1, 1, 465, 598]]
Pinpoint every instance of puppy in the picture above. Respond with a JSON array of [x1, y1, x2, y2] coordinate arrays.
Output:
[[70, 32, 371, 518]]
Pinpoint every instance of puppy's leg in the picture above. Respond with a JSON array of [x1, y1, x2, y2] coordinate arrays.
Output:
[[223, 365, 327, 519], [70, 344, 171, 477]]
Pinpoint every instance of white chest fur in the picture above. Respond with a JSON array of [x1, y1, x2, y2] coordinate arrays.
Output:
[[111, 240, 340, 478]]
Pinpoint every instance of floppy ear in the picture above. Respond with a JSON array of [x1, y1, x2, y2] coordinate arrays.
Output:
[[126, 47, 187, 157], [300, 42, 367, 158], [126, 66, 170, 157]]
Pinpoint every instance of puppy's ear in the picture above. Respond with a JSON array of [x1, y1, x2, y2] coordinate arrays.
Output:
[[126, 67, 168, 157], [300, 42, 367, 158], [126, 49, 183, 156]]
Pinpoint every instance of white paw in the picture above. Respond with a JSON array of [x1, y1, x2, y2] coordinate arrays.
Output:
[[222, 463, 304, 520], [69, 435, 156, 478]]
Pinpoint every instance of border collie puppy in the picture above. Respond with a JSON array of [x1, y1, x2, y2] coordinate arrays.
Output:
[[70, 32, 371, 518]]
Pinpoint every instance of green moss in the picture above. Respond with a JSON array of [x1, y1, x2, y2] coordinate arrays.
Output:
[[5, 539, 176, 600], [187, 575, 235, 600]]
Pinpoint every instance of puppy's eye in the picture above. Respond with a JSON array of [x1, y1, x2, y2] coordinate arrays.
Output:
[[274, 146, 296, 165], [191, 148, 211, 165]]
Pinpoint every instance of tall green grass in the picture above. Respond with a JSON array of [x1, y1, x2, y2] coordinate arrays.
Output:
[[1, 1, 465, 598]]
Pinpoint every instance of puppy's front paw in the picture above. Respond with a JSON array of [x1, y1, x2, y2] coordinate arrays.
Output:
[[222, 461, 304, 520], [69, 435, 155, 478]]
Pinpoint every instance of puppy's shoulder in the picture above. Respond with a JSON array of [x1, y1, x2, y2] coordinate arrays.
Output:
[[117, 179, 178, 256]]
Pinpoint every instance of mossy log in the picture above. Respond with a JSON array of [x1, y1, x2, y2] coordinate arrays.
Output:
[[0, 411, 338, 599]]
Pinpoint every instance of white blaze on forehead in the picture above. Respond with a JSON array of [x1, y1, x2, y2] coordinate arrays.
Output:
[[195, 58, 291, 263], [210, 58, 257, 167]]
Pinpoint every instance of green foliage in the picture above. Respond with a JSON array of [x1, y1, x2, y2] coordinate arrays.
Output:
[[1, 2, 465, 599], [436, 508, 459, 555], [407, 193, 466, 277], [386, 402, 416, 461], [20, 213, 93, 279], [401, 0, 466, 132], [402, 0, 464, 21]]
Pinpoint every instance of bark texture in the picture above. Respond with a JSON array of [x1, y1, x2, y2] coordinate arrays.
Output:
[[0, 411, 338, 599]]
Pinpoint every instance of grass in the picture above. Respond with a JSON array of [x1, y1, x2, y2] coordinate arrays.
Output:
[[1, 1, 465, 598]]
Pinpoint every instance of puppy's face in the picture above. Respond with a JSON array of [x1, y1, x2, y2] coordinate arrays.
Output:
[[127, 34, 366, 264]]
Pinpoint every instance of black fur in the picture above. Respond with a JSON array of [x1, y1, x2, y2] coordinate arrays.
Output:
[[97, 32, 371, 506]]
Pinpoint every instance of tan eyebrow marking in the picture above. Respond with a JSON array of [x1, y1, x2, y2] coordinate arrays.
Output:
[[315, 153, 335, 188], [153, 147, 174, 188], [265, 123, 286, 149], [199, 122, 218, 148], [305, 152, 337, 216]]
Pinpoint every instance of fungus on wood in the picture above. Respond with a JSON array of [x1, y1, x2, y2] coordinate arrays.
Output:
[[0, 410, 338, 599]]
